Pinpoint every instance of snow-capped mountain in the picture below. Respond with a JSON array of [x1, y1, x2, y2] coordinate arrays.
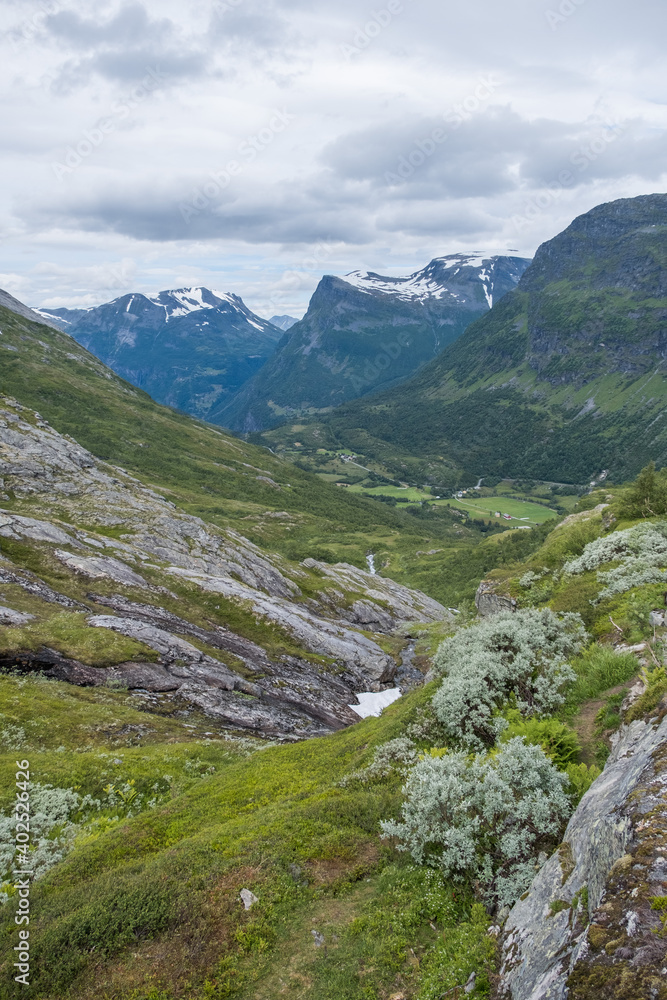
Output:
[[37, 288, 283, 422], [341, 253, 528, 308], [217, 254, 531, 432]]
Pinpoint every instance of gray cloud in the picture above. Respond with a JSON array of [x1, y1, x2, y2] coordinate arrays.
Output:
[[41, 2, 208, 87], [44, 3, 172, 48], [2, 0, 667, 312]]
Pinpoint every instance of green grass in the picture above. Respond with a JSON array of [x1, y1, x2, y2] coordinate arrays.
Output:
[[0, 611, 159, 667], [437, 496, 558, 524], [0, 677, 496, 1000], [346, 484, 433, 502]]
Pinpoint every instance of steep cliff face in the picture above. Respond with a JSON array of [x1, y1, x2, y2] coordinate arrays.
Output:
[[218, 254, 530, 431], [0, 396, 448, 739], [315, 195, 667, 484], [499, 708, 667, 1000]]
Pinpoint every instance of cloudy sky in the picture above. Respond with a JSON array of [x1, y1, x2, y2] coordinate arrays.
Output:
[[1, 0, 666, 317]]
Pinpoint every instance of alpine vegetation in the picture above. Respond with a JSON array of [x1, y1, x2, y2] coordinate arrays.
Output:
[[0, 784, 99, 897], [381, 737, 572, 909], [431, 609, 586, 751], [563, 521, 667, 601]]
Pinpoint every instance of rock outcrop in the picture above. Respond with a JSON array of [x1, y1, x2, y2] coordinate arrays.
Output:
[[498, 712, 667, 1000], [0, 397, 449, 738], [475, 579, 517, 616]]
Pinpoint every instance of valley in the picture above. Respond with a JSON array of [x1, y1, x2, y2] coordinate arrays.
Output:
[[255, 195, 667, 490], [1, 194, 667, 1000]]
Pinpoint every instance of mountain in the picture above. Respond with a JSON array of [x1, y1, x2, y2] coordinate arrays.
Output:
[[5, 286, 667, 999], [269, 313, 299, 330], [35, 286, 283, 421], [216, 253, 531, 431], [303, 194, 667, 486], [0, 285, 472, 737]]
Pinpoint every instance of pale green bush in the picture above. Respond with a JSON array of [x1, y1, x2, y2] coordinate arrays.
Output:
[[0, 783, 100, 900], [431, 609, 586, 750], [381, 737, 572, 909], [563, 521, 667, 600], [338, 737, 418, 787]]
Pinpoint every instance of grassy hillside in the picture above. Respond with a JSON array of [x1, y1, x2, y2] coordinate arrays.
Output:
[[0, 301, 497, 608], [2, 474, 665, 998], [266, 195, 667, 487]]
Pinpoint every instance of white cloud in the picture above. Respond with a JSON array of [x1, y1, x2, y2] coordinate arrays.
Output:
[[0, 0, 666, 315]]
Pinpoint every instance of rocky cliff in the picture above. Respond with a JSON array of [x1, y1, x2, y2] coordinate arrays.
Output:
[[498, 685, 667, 999], [218, 254, 530, 431], [313, 194, 667, 484], [0, 396, 448, 740]]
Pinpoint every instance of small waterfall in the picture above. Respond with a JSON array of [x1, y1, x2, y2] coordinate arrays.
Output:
[[366, 553, 376, 575]]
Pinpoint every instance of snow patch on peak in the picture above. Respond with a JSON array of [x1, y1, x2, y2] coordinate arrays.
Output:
[[32, 307, 70, 325], [145, 286, 246, 322], [340, 252, 529, 306]]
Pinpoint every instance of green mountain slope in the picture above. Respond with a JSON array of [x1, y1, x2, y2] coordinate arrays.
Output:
[[0, 294, 533, 617], [2, 473, 666, 999], [218, 255, 529, 432], [294, 195, 667, 486]]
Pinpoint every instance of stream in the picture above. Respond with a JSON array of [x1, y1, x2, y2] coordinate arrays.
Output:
[[366, 553, 376, 575], [394, 638, 424, 692]]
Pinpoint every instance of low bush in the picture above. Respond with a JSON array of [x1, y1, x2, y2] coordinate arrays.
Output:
[[381, 737, 572, 910], [563, 521, 667, 601], [431, 608, 586, 750]]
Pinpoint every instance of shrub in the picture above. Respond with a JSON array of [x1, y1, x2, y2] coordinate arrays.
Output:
[[563, 521, 667, 601], [0, 783, 100, 896], [338, 738, 418, 787], [381, 738, 572, 910], [431, 608, 586, 750]]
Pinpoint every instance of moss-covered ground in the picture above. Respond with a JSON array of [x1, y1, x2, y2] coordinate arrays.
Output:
[[0, 677, 498, 1000]]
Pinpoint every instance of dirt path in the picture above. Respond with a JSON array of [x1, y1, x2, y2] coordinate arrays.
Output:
[[572, 680, 636, 765]]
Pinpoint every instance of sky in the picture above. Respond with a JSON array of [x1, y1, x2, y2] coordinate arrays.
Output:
[[1, 0, 666, 319]]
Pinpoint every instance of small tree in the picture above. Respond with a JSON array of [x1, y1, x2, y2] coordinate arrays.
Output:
[[381, 738, 572, 910], [620, 462, 667, 518], [431, 608, 586, 751]]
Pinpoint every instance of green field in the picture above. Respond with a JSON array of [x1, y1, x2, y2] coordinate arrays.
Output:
[[343, 483, 558, 525], [439, 495, 558, 524], [346, 483, 432, 502]]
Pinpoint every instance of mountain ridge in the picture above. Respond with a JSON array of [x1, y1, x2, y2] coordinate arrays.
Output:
[[36, 286, 283, 423], [287, 194, 667, 486], [217, 252, 531, 431]]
